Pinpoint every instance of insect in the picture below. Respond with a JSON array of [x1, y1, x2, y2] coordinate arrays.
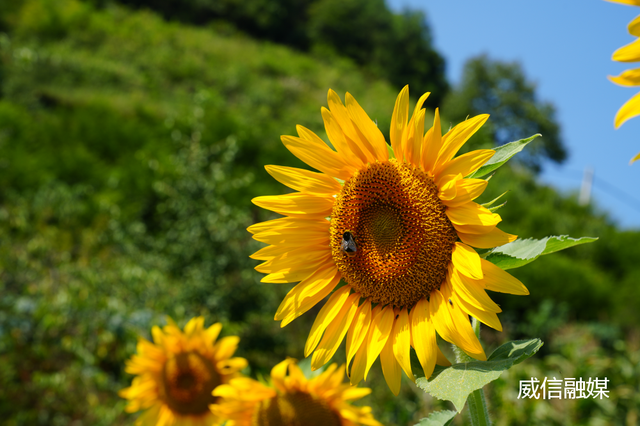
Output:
[[340, 231, 358, 257]]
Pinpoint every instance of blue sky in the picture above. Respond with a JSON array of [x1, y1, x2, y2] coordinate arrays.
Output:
[[388, 0, 640, 229]]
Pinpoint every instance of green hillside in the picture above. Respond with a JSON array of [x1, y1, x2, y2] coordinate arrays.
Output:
[[0, 1, 639, 425]]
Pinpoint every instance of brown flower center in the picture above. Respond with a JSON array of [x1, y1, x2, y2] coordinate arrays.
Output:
[[251, 390, 341, 426], [330, 159, 458, 307], [161, 351, 219, 415]]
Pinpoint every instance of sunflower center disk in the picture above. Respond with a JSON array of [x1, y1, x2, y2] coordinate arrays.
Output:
[[162, 351, 220, 415], [252, 391, 341, 426], [331, 159, 458, 307]]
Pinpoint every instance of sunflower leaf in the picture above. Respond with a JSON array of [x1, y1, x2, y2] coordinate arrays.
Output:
[[468, 134, 541, 178], [414, 410, 457, 426], [386, 142, 396, 159], [415, 338, 543, 412], [485, 235, 598, 270]]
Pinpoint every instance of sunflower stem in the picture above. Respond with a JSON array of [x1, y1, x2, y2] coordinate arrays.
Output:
[[453, 317, 492, 426], [467, 388, 491, 426]]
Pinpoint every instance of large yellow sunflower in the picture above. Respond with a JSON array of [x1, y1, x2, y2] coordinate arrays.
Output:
[[607, 0, 640, 163], [119, 317, 248, 426], [249, 86, 530, 395], [210, 358, 381, 426]]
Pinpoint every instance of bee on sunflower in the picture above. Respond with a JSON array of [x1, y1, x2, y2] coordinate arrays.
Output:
[[249, 86, 529, 395]]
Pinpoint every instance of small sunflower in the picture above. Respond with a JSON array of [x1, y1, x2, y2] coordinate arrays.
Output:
[[607, 0, 640, 163], [249, 86, 529, 394], [119, 317, 248, 426], [210, 358, 381, 426]]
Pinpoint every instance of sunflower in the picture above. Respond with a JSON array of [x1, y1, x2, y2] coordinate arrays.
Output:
[[249, 86, 530, 395], [607, 0, 640, 163], [119, 317, 248, 426], [210, 358, 381, 426]]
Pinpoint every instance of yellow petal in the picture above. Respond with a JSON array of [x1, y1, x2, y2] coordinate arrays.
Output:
[[453, 291, 503, 332], [480, 258, 529, 295], [451, 242, 483, 280], [250, 240, 328, 260], [614, 90, 640, 128], [305, 286, 352, 356], [270, 358, 296, 393], [275, 264, 340, 326], [435, 114, 489, 169], [206, 322, 223, 343], [216, 357, 249, 375], [398, 92, 429, 163], [630, 14, 640, 36], [631, 151, 640, 164], [457, 226, 517, 249], [452, 223, 496, 235], [265, 165, 342, 195], [327, 89, 370, 164], [613, 38, 640, 62], [407, 108, 427, 166], [340, 387, 372, 401], [411, 92, 431, 122], [346, 300, 372, 370], [345, 92, 389, 162], [438, 174, 460, 201], [251, 225, 329, 250], [247, 217, 329, 235], [363, 305, 394, 380], [432, 286, 486, 361], [409, 297, 437, 379], [311, 293, 360, 369], [252, 193, 334, 218], [392, 307, 414, 382], [260, 261, 328, 283], [380, 334, 402, 396], [605, 0, 640, 5], [349, 315, 373, 385], [422, 108, 442, 173], [450, 268, 501, 313], [442, 178, 488, 208], [287, 363, 308, 388], [281, 134, 351, 180], [256, 250, 330, 274], [608, 68, 640, 86], [390, 85, 410, 158], [435, 149, 495, 183], [321, 107, 364, 169], [446, 202, 501, 227]]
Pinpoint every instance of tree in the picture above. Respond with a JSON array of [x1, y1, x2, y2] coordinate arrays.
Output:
[[443, 55, 567, 171], [308, 0, 448, 107]]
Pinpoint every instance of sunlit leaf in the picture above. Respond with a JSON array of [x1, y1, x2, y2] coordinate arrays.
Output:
[[485, 235, 598, 270], [468, 134, 541, 178], [416, 339, 543, 412]]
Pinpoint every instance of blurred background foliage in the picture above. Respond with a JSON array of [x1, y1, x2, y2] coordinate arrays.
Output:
[[0, 0, 638, 425]]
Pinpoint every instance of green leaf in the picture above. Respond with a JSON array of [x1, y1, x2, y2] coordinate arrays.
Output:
[[414, 410, 457, 426], [468, 134, 541, 178], [416, 339, 543, 412], [485, 235, 598, 270]]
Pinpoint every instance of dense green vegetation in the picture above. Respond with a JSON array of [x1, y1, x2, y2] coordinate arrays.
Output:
[[0, 1, 638, 425], [107, 0, 450, 108]]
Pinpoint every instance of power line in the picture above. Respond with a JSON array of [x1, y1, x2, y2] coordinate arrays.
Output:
[[547, 167, 640, 214]]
